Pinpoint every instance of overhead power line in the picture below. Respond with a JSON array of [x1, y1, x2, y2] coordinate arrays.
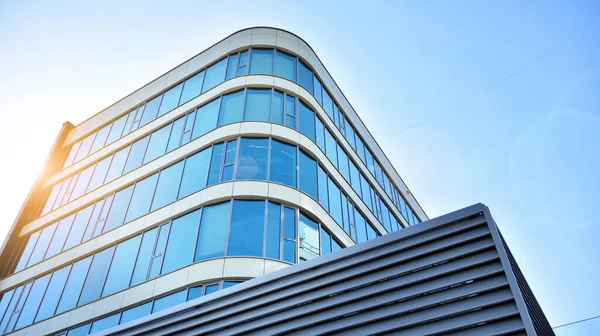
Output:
[[384, 11, 600, 139]]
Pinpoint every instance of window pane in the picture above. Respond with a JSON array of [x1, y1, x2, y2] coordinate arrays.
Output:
[[282, 207, 296, 263], [237, 51, 248, 76], [337, 145, 350, 182], [104, 146, 130, 183], [187, 286, 203, 301], [249, 49, 273, 75], [90, 313, 120, 333], [225, 54, 238, 80], [322, 89, 334, 120], [66, 323, 90, 336], [120, 302, 152, 325], [355, 209, 367, 243], [15, 231, 39, 272], [195, 202, 229, 261], [317, 166, 329, 210], [236, 138, 268, 180], [269, 140, 296, 187], [86, 155, 112, 192], [106, 114, 128, 145], [315, 118, 325, 153], [205, 284, 219, 295], [349, 161, 362, 196], [166, 116, 185, 153], [298, 101, 315, 141], [313, 78, 323, 106], [69, 165, 94, 201], [27, 223, 56, 267], [202, 58, 227, 93], [124, 173, 158, 223], [139, 95, 162, 127], [366, 221, 377, 240], [102, 185, 134, 233], [328, 178, 343, 225], [332, 239, 342, 252], [41, 183, 62, 216], [178, 148, 210, 199], [299, 214, 319, 262], [130, 228, 157, 286], [0, 285, 24, 333], [102, 235, 142, 297], [268, 90, 283, 125], [152, 290, 186, 313], [63, 205, 94, 251], [123, 136, 150, 174], [151, 161, 184, 211], [324, 129, 338, 167], [89, 124, 111, 154], [192, 97, 220, 139], [228, 200, 265, 257], [56, 256, 92, 314], [244, 89, 271, 121], [298, 151, 318, 200], [360, 175, 372, 211], [158, 83, 183, 117], [221, 140, 237, 182], [63, 141, 81, 169], [34, 265, 71, 322], [285, 95, 296, 128], [266, 202, 281, 260], [87, 196, 114, 239], [15, 274, 51, 329], [143, 124, 172, 164], [206, 143, 224, 186], [45, 214, 74, 259], [298, 60, 313, 94], [218, 90, 244, 126], [78, 246, 115, 306], [74, 133, 96, 163], [180, 112, 196, 146], [320, 228, 332, 256], [223, 281, 241, 289], [179, 71, 205, 104], [161, 209, 201, 274], [275, 50, 296, 81]]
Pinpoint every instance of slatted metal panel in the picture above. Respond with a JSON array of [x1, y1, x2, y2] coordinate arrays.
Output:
[[98, 204, 551, 336]]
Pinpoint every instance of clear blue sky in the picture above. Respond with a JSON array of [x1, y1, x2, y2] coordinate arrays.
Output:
[[0, 0, 598, 330]]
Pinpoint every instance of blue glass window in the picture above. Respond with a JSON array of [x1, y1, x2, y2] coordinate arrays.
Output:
[[313, 77, 323, 106], [345, 124, 357, 151], [204, 284, 219, 295], [275, 50, 296, 81], [266, 202, 281, 260], [271, 90, 284, 124], [285, 95, 296, 128], [178, 148, 210, 199], [151, 161, 184, 211], [152, 290, 186, 313], [103, 185, 134, 233], [123, 136, 150, 174], [66, 323, 90, 336], [166, 116, 185, 153], [0, 289, 15, 330], [349, 161, 362, 196], [187, 286, 203, 301], [299, 214, 319, 262], [143, 124, 172, 164], [249, 49, 274, 75], [102, 235, 142, 297], [34, 265, 71, 322], [162, 209, 201, 274], [324, 128, 338, 167], [332, 239, 342, 252], [355, 209, 368, 243], [90, 313, 120, 334], [236, 138, 268, 180], [317, 166, 329, 211], [337, 145, 350, 182], [0, 284, 27, 333], [87, 155, 112, 192], [44, 214, 74, 259], [139, 95, 162, 127], [124, 173, 158, 223], [78, 246, 115, 305], [89, 124, 111, 154], [218, 90, 244, 126], [15, 274, 51, 329], [27, 223, 56, 267], [105, 114, 128, 145], [120, 302, 152, 325], [87, 195, 114, 239], [195, 202, 229, 261], [320, 228, 332, 256], [147, 224, 169, 279], [282, 207, 296, 263], [315, 118, 326, 153], [269, 140, 296, 187], [298, 60, 313, 94], [192, 97, 220, 139], [158, 83, 183, 117], [207, 143, 224, 186], [179, 71, 205, 105], [124, 106, 144, 136], [202, 58, 227, 93], [322, 90, 334, 120], [366, 221, 377, 240], [15, 231, 39, 272], [130, 228, 158, 286], [228, 200, 265, 257], [179, 112, 196, 146], [355, 136, 367, 163], [244, 89, 270, 121], [63, 141, 81, 169], [41, 183, 62, 215], [360, 175, 372, 211], [298, 101, 315, 141], [226, 53, 238, 80], [298, 150, 318, 200], [223, 281, 241, 289], [328, 178, 343, 226], [104, 145, 130, 183], [63, 205, 93, 251], [56, 256, 92, 314], [237, 51, 248, 76], [73, 133, 95, 163], [221, 140, 237, 182]]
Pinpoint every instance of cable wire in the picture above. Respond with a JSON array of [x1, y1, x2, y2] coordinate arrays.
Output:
[[383, 11, 600, 139]]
